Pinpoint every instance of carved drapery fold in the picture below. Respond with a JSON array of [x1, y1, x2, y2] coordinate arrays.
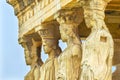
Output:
[[54, 8, 83, 80], [79, 0, 114, 80], [36, 21, 61, 80], [6, 0, 120, 80]]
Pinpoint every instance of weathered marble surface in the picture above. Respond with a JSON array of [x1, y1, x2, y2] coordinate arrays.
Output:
[[7, 0, 118, 80], [55, 8, 83, 80], [79, 0, 114, 80], [38, 21, 61, 80]]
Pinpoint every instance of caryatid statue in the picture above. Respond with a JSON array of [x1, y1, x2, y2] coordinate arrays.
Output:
[[37, 21, 62, 80], [19, 34, 43, 80], [55, 8, 83, 80], [77, 0, 114, 80]]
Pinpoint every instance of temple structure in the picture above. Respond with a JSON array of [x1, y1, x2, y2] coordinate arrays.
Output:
[[7, 0, 120, 80]]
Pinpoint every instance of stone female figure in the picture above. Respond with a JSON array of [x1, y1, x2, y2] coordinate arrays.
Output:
[[19, 36, 43, 80], [38, 22, 61, 80], [57, 24, 82, 80], [55, 9, 83, 80], [79, 0, 114, 80], [39, 39, 61, 80]]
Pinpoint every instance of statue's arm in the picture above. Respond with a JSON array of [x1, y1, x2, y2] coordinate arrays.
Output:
[[105, 46, 114, 80], [72, 45, 82, 58]]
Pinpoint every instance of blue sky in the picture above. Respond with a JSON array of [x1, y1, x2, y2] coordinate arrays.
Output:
[[0, 0, 116, 80], [0, 0, 29, 80]]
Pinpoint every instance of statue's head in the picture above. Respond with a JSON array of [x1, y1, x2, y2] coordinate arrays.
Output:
[[38, 22, 60, 54], [54, 8, 83, 42], [19, 37, 33, 65], [42, 39, 58, 54], [59, 24, 79, 42], [24, 50, 32, 65]]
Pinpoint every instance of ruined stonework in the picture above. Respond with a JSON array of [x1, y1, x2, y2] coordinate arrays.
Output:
[[7, 0, 120, 80]]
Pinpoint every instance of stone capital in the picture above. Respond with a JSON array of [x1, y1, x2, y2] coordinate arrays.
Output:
[[54, 8, 84, 25], [36, 21, 60, 41]]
